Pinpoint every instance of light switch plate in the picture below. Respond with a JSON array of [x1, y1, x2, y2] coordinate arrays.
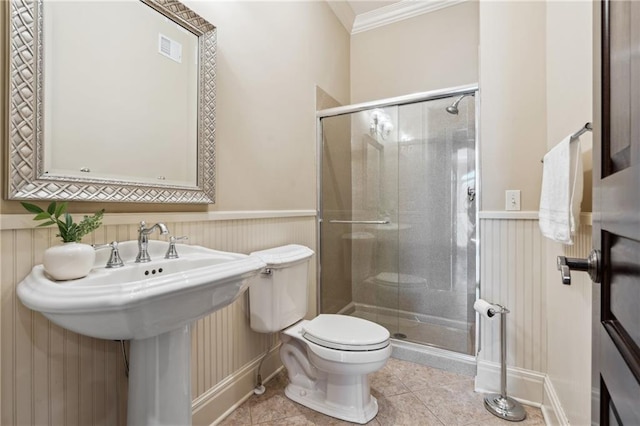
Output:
[[506, 190, 521, 211]]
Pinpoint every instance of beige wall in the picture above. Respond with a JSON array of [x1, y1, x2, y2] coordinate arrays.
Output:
[[1, 0, 349, 214], [479, 1, 547, 212], [544, 2, 593, 425], [350, 1, 479, 104], [546, 1, 593, 212], [187, 0, 349, 212]]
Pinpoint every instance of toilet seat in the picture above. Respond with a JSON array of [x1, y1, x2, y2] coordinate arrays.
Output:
[[302, 314, 389, 351]]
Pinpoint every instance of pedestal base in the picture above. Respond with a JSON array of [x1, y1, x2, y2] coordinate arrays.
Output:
[[128, 325, 192, 426], [484, 393, 526, 422]]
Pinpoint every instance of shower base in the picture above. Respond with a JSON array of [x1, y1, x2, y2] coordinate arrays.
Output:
[[341, 303, 474, 355], [391, 336, 476, 377]]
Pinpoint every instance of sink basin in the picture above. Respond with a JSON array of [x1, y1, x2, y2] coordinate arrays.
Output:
[[18, 240, 266, 340], [17, 240, 267, 426]]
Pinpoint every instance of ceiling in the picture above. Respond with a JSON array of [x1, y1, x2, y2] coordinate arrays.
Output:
[[328, 0, 466, 34], [347, 1, 400, 16]]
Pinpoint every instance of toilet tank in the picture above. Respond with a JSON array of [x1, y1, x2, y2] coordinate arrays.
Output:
[[248, 245, 314, 333]]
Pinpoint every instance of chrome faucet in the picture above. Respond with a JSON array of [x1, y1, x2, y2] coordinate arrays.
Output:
[[93, 241, 125, 268], [136, 221, 169, 263]]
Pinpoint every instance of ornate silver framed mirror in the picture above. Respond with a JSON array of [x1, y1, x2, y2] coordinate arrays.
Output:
[[7, 0, 216, 203]]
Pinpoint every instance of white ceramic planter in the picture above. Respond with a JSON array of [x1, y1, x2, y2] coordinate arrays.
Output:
[[43, 242, 95, 281]]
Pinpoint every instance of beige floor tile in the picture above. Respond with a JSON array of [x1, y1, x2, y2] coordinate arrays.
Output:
[[255, 414, 317, 426], [466, 404, 546, 426], [412, 379, 494, 425], [385, 358, 472, 391], [375, 360, 399, 375], [283, 409, 382, 426], [249, 392, 308, 424], [374, 392, 444, 426], [219, 358, 546, 426], [248, 373, 307, 424], [281, 387, 385, 425], [218, 403, 252, 426], [370, 368, 411, 397]]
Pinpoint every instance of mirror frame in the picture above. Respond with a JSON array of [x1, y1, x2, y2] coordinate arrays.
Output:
[[7, 0, 217, 203]]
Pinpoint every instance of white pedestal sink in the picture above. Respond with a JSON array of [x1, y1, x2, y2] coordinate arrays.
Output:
[[128, 325, 192, 425], [17, 241, 266, 425]]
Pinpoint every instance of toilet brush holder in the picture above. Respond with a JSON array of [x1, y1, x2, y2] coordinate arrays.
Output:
[[483, 304, 526, 422]]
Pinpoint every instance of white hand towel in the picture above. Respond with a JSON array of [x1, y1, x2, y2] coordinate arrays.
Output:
[[539, 135, 583, 244]]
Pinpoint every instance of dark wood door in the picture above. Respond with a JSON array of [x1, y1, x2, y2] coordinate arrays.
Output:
[[593, 1, 640, 424]]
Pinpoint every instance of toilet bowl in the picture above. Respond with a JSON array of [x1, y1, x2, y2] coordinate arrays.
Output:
[[248, 245, 391, 424], [281, 314, 391, 423]]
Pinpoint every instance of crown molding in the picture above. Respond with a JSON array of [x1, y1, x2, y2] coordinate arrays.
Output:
[[352, 0, 468, 35], [326, 1, 356, 33]]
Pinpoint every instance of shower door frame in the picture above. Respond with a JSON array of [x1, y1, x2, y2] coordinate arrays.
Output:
[[316, 83, 481, 355]]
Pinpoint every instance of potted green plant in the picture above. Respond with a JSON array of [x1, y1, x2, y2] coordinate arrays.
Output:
[[21, 201, 105, 281]]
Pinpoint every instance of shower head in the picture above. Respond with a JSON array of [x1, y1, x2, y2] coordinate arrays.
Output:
[[446, 93, 474, 115], [446, 104, 460, 115]]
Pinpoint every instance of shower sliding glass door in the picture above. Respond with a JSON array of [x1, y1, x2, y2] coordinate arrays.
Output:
[[318, 87, 477, 356]]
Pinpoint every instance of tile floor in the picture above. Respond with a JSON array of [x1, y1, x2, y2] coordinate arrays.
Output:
[[219, 357, 546, 426]]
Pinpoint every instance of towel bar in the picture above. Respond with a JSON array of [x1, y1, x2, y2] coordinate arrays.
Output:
[[571, 122, 593, 139], [541, 122, 592, 163]]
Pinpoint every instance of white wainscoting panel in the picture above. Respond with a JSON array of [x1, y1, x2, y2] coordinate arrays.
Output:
[[478, 215, 593, 416], [478, 217, 547, 374], [543, 222, 592, 426], [0, 216, 316, 426]]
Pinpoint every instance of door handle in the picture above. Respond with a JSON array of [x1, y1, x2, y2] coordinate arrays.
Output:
[[557, 249, 601, 285]]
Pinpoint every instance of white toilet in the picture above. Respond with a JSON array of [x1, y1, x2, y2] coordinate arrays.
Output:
[[248, 244, 391, 424]]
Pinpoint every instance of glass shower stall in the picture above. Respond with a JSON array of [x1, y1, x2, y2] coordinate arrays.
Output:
[[318, 86, 478, 356]]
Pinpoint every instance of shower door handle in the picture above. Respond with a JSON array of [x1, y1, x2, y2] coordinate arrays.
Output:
[[467, 187, 476, 202], [328, 220, 390, 225]]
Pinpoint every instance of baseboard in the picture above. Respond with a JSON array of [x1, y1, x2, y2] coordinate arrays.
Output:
[[191, 345, 282, 426], [474, 360, 545, 407], [392, 339, 477, 377], [542, 376, 570, 426]]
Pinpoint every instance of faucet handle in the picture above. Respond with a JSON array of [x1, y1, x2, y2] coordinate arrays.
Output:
[[165, 236, 188, 259], [93, 241, 125, 268]]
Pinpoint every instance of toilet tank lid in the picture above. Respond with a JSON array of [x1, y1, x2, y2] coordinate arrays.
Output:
[[249, 244, 314, 267]]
